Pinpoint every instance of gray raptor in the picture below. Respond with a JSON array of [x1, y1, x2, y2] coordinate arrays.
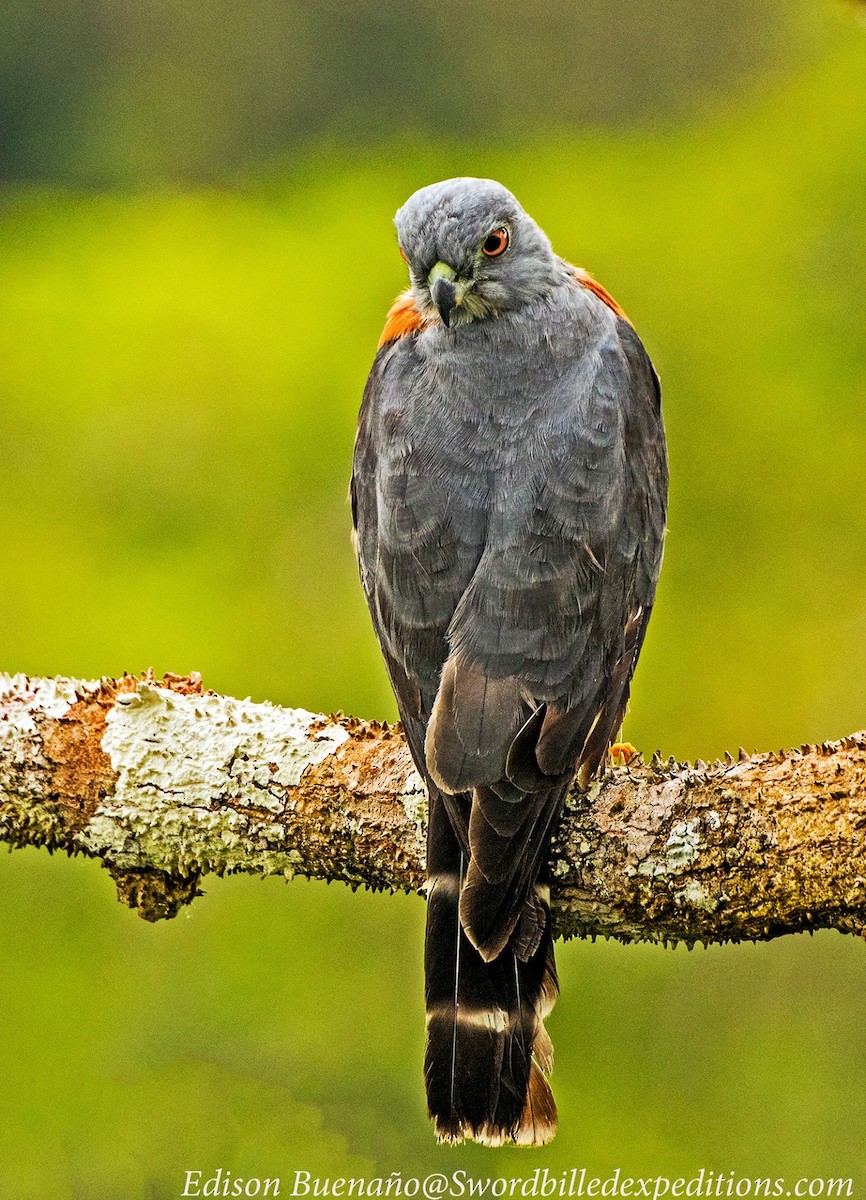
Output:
[[351, 178, 668, 1146]]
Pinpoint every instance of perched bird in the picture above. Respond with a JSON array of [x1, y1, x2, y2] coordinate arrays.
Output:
[[351, 178, 667, 1146]]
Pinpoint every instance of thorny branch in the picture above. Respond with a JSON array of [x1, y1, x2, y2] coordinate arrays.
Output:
[[1, 672, 865, 944]]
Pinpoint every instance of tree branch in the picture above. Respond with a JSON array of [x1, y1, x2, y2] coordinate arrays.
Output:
[[1, 671, 864, 944]]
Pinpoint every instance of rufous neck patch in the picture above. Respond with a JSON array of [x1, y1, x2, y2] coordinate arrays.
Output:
[[378, 273, 627, 348], [572, 267, 629, 323], [378, 290, 427, 349]]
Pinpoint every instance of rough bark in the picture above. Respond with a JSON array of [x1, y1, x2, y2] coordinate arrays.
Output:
[[1, 671, 864, 944]]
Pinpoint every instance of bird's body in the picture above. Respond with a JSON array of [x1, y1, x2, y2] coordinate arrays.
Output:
[[352, 179, 667, 1146]]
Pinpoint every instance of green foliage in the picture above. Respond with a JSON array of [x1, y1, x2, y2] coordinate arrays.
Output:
[[0, 0, 817, 186], [1, 10, 865, 1194]]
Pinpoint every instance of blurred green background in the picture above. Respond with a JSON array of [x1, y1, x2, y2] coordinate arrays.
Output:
[[2, 1, 866, 1196]]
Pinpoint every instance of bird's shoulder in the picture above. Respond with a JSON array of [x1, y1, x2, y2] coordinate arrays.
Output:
[[563, 260, 629, 321], [377, 289, 428, 350]]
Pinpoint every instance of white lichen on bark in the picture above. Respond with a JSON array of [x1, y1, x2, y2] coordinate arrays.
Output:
[[399, 766, 428, 845], [85, 680, 348, 879], [0, 674, 83, 731]]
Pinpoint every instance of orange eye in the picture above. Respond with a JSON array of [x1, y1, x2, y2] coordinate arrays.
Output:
[[482, 227, 509, 257], [398, 244, 409, 263]]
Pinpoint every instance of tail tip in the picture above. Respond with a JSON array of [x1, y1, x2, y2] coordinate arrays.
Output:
[[433, 1116, 557, 1148], [432, 1067, 558, 1148]]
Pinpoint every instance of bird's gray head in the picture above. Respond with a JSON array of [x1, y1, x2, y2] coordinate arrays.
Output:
[[394, 178, 560, 328]]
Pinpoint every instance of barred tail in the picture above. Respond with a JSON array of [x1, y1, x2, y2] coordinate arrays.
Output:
[[423, 792, 558, 1147]]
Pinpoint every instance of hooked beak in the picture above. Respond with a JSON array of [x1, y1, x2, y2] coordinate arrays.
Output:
[[428, 261, 459, 328]]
